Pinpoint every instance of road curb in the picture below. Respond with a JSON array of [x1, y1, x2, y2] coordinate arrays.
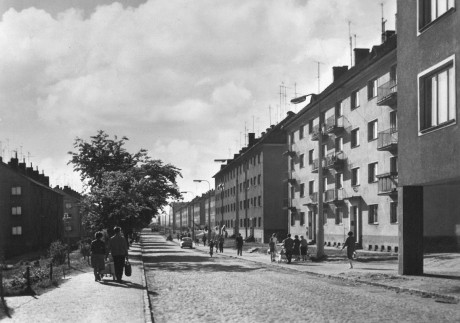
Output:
[[140, 236, 154, 323]]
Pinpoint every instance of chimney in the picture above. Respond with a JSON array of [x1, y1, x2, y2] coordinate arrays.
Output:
[[18, 159, 26, 173], [382, 30, 395, 43], [354, 48, 369, 66], [333, 66, 349, 82], [248, 133, 256, 146], [8, 156, 19, 169], [234, 154, 239, 159]]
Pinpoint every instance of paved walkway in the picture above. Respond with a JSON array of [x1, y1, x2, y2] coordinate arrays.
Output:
[[186, 238, 460, 303], [1, 243, 151, 323]]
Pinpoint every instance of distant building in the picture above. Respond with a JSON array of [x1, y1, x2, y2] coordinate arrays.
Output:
[[213, 113, 295, 242], [54, 185, 85, 245], [397, 0, 460, 274], [0, 157, 63, 259], [284, 32, 398, 251]]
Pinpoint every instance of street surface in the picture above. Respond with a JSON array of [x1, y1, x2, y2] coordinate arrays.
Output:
[[142, 232, 460, 323]]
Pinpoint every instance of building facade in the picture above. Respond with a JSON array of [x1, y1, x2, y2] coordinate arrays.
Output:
[[54, 185, 85, 245], [0, 157, 63, 259], [284, 33, 399, 252], [213, 114, 295, 243], [397, 0, 460, 274]]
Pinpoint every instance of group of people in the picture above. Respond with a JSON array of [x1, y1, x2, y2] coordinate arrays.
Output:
[[270, 234, 309, 264], [208, 234, 225, 256], [90, 226, 129, 283]]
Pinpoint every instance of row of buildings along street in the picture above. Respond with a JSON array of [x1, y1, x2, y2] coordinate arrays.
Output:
[[166, 1, 460, 275]]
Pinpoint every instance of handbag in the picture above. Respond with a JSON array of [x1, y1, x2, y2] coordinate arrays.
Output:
[[124, 260, 132, 277]]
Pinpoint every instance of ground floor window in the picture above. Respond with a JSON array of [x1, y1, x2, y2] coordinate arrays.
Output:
[[390, 202, 398, 223], [368, 204, 378, 224], [300, 212, 305, 226], [335, 208, 343, 225]]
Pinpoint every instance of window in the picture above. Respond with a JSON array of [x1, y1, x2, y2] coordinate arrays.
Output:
[[300, 183, 305, 197], [390, 111, 398, 132], [351, 128, 360, 148], [308, 149, 314, 164], [335, 208, 343, 225], [335, 137, 343, 152], [322, 144, 327, 158], [368, 120, 378, 141], [369, 204, 378, 224], [335, 173, 343, 189], [12, 226, 22, 235], [63, 213, 72, 219], [352, 167, 360, 186], [299, 154, 305, 168], [322, 177, 327, 192], [299, 125, 305, 139], [308, 120, 313, 134], [368, 162, 378, 183], [390, 156, 398, 174], [390, 202, 398, 223], [290, 186, 295, 199], [290, 132, 295, 144], [419, 58, 455, 132], [323, 211, 328, 224], [258, 217, 261, 227], [258, 196, 261, 207], [290, 158, 295, 171], [419, 0, 455, 31], [351, 89, 360, 109], [291, 212, 296, 226], [11, 187, 22, 195], [258, 175, 261, 185], [368, 78, 378, 99], [309, 180, 315, 195], [12, 206, 22, 215], [336, 101, 343, 116], [300, 212, 305, 226]]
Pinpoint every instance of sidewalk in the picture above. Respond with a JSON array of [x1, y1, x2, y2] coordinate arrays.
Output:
[[183, 237, 460, 303], [1, 243, 151, 322]]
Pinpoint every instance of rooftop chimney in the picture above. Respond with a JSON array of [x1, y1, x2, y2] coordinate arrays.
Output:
[[248, 133, 256, 146], [382, 30, 395, 43], [333, 66, 349, 82], [354, 48, 369, 66]]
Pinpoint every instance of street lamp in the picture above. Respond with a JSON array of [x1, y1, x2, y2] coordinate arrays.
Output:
[[291, 93, 325, 259], [193, 179, 212, 243]]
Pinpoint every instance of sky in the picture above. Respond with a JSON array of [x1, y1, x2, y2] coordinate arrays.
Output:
[[0, 0, 396, 201]]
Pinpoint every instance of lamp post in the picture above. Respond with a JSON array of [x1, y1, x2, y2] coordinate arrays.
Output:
[[291, 93, 325, 259], [193, 179, 212, 243]]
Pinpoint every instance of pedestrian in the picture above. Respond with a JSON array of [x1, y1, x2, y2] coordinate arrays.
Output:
[[208, 239, 214, 257], [300, 235, 308, 261], [107, 226, 129, 282], [90, 231, 106, 282], [268, 236, 276, 262], [293, 235, 301, 261], [236, 233, 243, 256], [282, 234, 294, 264], [202, 234, 207, 246], [218, 235, 224, 253], [215, 238, 219, 253], [342, 231, 356, 269]]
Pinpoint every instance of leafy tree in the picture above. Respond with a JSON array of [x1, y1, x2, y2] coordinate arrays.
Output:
[[69, 130, 182, 235]]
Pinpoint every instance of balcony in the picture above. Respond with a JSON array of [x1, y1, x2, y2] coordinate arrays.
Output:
[[377, 173, 398, 196], [377, 128, 398, 152], [325, 151, 346, 171], [311, 158, 326, 173], [324, 188, 346, 204], [283, 150, 296, 157], [377, 79, 397, 107], [311, 124, 328, 141], [325, 115, 344, 134], [307, 192, 318, 205]]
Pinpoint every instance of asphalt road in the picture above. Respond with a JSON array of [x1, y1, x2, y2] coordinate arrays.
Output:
[[142, 232, 460, 323]]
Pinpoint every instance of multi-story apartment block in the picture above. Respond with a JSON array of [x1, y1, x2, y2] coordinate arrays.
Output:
[[213, 113, 295, 243], [284, 32, 398, 252], [397, 0, 460, 274], [54, 185, 85, 245], [0, 157, 63, 259]]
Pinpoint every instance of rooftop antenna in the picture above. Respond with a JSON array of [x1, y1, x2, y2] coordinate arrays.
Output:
[[268, 105, 272, 125], [244, 121, 248, 146], [252, 115, 255, 133], [314, 61, 323, 93], [381, 2, 387, 43], [348, 21, 353, 67]]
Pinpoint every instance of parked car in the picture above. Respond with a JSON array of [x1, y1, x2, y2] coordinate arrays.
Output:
[[180, 237, 193, 248]]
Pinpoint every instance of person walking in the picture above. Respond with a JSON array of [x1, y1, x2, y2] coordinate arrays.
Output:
[[90, 231, 106, 281], [236, 233, 243, 256], [218, 235, 224, 253], [282, 234, 294, 264], [107, 226, 128, 282], [208, 239, 214, 257], [202, 234, 207, 246], [268, 236, 276, 262], [300, 235, 309, 261], [293, 235, 301, 261], [342, 231, 356, 269]]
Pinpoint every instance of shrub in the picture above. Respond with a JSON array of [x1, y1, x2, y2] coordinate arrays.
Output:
[[48, 240, 68, 265]]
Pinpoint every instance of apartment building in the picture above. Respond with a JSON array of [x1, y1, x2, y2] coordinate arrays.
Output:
[[213, 113, 295, 243], [54, 185, 85, 245], [0, 156, 63, 259], [284, 32, 399, 252], [397, 0, 460, 274]]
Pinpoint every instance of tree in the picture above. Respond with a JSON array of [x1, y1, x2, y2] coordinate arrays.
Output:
[[69, 130, 182, 235]]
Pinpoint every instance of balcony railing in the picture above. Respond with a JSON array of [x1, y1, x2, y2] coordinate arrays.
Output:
[[377, 128, 398, 152], [311, 124, 327, 141], [311, 158, 326, 173], [325, 115, 344, 134], [325, 151, 346, 170], [324, 188, 346, 204], [377, 173, 398, 195], [377, 79, 397, 107]]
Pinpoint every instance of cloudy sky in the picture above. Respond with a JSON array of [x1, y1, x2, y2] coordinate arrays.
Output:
[[0, 0, 396, 199]]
